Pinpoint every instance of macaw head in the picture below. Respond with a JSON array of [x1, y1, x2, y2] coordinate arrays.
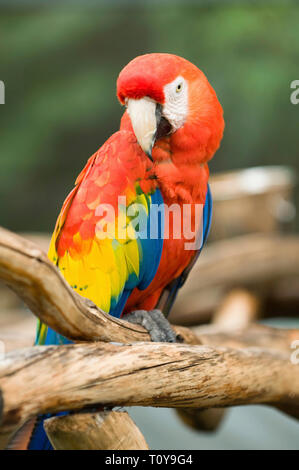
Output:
[[117, 53, 224, 165]]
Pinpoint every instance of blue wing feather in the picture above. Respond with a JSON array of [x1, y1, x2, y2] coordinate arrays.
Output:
[[158, 184, 212, 316]]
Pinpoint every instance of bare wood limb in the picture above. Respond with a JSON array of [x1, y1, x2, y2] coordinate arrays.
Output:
[[187, 234, 299, 291], [0, 228, 298, 448], [0, 340, 298, 441], [0, 226, 234, 349], [1, 228, 297, 355], [44, 411, 149, 450], [176, 289, 261, 431], [212, 289, 261, 329], [193, 323, 299, 352], [0, 227, 298, 345], [176, 408, 226, 432], [170, 233, 299, 324], [0, 226, 205, 346], [0, 223, 297, 354], [0, 227, 153, 343]]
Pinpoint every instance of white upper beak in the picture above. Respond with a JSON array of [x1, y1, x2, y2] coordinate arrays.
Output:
[[127, 97, 157, 159]]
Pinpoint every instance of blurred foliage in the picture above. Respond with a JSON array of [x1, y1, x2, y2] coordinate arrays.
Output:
[[0, 1, 298, 232]]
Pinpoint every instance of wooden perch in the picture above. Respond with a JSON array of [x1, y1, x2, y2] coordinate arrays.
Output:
[[0, 227, 299, 344], [176, 289, 261, 431], [0, 226, 199, 345], [1, 339, 299, 445], [0, 227, 298, 353], [44, 411, 149, 450], [212, 289, 260, 329], [176, 408, 225, 432], [170, 233, 299, 324], [0, 225, 297, 354], [193, 323, 299, 352], [0, 227, 298, 450], [0, 227, 152, 343]]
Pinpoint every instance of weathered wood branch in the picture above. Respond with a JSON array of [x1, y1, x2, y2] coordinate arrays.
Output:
[[44, 411, 149, 450], [1, 227, 298, 351], [193, 323, 299, 352], [0, 227, 154, 343], [0, 340, 298, 443], [212, 289, 261, 329], [184, 233, 299, 292], [171, 233, 299, 324], [0, 226, 297, 356], [0, 226, 201, 345], [0, 227, 299, 450], [176, 289, 261, 431], [176, 408, 226, 432]]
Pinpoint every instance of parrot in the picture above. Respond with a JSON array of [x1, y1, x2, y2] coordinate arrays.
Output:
[[9, 53, 224, 450]]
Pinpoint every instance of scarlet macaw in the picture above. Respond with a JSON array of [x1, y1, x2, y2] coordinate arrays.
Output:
[[11, 53, 224, 449]]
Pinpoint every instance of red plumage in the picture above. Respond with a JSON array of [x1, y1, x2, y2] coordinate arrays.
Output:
[[117, 54, 224, 312], [50, 53, 224, 316]]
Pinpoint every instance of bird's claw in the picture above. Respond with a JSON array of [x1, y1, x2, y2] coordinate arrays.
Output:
[[125, 308, 177, 342]]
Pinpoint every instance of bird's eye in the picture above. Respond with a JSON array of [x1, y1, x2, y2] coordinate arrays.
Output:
[[176, 83, 183, 93]]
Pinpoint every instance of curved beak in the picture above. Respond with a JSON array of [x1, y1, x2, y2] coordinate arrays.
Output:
[[127, 97, 161, 161]]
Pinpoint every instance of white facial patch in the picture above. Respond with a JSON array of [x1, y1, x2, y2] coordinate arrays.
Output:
[[163, 76, 188, 132]]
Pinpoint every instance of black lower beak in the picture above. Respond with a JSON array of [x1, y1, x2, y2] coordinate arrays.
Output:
[[147, 104, 172, 162], [145, 150, 154, 162]]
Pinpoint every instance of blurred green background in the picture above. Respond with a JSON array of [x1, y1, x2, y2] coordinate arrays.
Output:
[[0, 0, 298, 233]]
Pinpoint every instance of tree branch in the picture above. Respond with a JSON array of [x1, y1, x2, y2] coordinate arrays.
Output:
[[44, 411, 149, 450], [193, 323, 299, 352], [0, 227, 299, 449], [176, 289, 261, 431], [0, 340, 298, 443], [0, 227, 156, 343], [0, 227, 298, 351], [171, 233, 299, 324]]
